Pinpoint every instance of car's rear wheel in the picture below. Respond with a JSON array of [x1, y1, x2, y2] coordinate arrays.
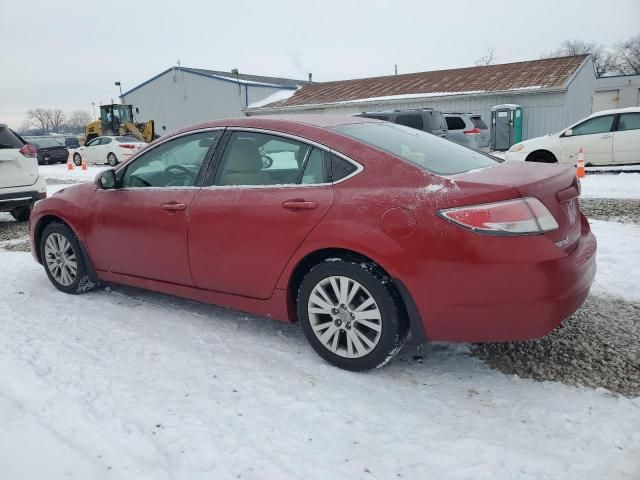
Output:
[[73, 153, 82, 166], [297, 258, 406, 371], [10, 205, 32, 222], [40, 223, 95, 294], [526, 151, 557, 163], [107, 153, 118, 166]]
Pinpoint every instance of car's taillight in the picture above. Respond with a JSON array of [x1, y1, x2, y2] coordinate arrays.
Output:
[[463, 128, 482, 135], [118, 144, 136, 149], [19, 144, 37, 158], [437, 198, 559, 235]]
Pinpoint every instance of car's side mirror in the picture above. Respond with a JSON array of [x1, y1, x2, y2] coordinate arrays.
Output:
[[95, 169, 117, 190], [563, 129, 573, 137]]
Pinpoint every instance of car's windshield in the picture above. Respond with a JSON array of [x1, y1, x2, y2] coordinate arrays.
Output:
[[332, 122, 498, 175], [30, 137, 65, 148], [0, 126, 25, 149]]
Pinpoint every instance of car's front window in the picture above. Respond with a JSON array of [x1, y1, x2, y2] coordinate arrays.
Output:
[[121, 131, 222, 188], [571, 115, 614, 136], [332, 122, 497, 175]]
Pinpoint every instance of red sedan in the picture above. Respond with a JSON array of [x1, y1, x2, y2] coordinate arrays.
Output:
[[29, 115, 597, 371]]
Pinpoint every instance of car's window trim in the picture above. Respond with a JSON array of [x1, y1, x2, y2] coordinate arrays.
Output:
[[111, 128, 226, 191], [199, 127, 363, 190]]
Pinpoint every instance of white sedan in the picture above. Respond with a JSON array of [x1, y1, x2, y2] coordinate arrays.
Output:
[[505, 107, 640, 166], [73, 135, 147, 167]]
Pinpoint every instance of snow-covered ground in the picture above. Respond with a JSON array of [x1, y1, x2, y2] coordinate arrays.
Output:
[[0, 251, 639, 480], [39, 163, 107, 183], [580, 173, 640, 199]]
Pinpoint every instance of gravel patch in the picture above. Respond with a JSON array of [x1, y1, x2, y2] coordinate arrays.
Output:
[[471, 295, 640, 397], [580, 198, 640, 224], [0, 215, 28, 248]]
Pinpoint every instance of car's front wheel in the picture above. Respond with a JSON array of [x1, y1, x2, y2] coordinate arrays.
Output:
[[40, 223, 96, 294], [297, 258, 406, 371]]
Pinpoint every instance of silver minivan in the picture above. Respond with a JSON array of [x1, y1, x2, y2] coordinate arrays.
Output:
[[354, 108, 449, 138], [444, 113, 490, 150]]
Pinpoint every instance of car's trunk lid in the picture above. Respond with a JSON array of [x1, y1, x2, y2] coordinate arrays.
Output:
[[452, 162, 581, 252]]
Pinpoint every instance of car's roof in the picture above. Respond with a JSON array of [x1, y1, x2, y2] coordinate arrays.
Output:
[[589, 106, 640, 118]]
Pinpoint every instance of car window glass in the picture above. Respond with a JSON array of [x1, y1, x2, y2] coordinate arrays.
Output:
[[445, 117, 466, 130], [214, 131, 312, 186], [87, 138, 100, 147], [617, 113, 640, 131], [101, 137, 112, 145], [300, 148, 328, 184], [332, 122, 497, 175], [121, 131, 221, 188], [0, 126, 24, 149], [572, 115, 614, 136], [471, 117, 488, 129], [395, 114, 423, 131], [432, 112, 447, 130], [330, 154, 357, 181]]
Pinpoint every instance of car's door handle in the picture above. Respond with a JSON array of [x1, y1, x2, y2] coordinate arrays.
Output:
[[161, 202, 187, 211], [281, 199, 319, 210]]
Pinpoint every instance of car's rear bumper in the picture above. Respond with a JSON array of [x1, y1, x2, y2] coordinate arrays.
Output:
[[406, 218, 597, 343], [0, 190, 42, 211]]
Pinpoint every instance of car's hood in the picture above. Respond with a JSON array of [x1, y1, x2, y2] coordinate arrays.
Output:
[[515, 133, 561, 152]]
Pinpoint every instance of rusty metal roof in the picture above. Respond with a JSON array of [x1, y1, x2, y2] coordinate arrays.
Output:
[[252, 55, 589, 110]]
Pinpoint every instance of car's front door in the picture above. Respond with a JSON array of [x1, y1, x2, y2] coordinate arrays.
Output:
[[98, 137, 113, 163], [85, 130, 223, 285], [560, 114, 614, 165], [82, 137, 101, 163], [613, 112, 640, 164], [188, 130, 334, 299]]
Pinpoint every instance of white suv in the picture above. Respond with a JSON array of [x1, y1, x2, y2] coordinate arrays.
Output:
[[505, 107, 640, 166], [0, 124, 47, 221]]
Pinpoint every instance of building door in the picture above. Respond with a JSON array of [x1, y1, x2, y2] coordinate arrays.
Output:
[[494, 109, 512, 150], [592, 90, 619, 113]]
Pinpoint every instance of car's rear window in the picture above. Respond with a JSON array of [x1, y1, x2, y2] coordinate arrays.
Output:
[[471, 117, 488, 129], [0, 126, 25, 149], [331, 122, 498, 175], [445, 116, 466, 130]]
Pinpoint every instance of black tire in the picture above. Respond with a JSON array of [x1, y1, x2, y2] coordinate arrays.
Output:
[[73, 153, 82, 166], [40, 222, 96, 294], [10, 205, 32, 222], [107, 153, 118, 166], [297, 258, 407, 371], [526, 151, 557, 163]]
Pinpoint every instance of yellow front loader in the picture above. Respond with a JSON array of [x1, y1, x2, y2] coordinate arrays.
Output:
[[85, 104, 155, 144]]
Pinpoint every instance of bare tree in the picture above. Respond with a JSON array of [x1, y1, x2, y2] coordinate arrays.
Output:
[[26, 108, 50, 132], [475, 47, 496, 66], [47, 109, 66, 132], [614, 34, 640, 75], [544, 40, 616, 77], [66, 110, 92, 132]]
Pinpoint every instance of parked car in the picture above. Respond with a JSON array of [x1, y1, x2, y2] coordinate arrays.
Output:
[[30, 115, 596, 371], [444, 113, 490, 150], [28, 137, 70, 165], [505, 107, 640, 165], [73, 135, 147, 167], [354, 108, 448, 138], [0, 124, 47, 221], [65, 137, 80, 149]]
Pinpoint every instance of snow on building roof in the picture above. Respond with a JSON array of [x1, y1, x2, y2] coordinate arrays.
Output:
[[247, 55, 589, 110]]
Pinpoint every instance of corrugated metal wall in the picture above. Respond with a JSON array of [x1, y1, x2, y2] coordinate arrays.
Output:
[[122, 69, 287, 135], [263, 92, 568, 139]]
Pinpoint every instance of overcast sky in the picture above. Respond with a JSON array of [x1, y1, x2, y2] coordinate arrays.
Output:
[[1, 0, 638, 129]]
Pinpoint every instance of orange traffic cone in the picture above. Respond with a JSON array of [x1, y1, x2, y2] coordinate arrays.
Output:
[[66, 153, 74, 171], [81, 159, 87, 171], [576, 148, 585, 179]]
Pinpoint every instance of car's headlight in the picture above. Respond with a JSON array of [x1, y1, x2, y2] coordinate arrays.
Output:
[[509, 143, 524, 153]]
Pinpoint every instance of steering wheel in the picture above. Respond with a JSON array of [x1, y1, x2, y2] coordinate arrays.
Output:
[[162, 164, 195, 186], [261, 154, 273, 169]]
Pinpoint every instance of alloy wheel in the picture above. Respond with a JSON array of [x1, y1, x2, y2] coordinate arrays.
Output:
[[44, 232, 78, 286], [307, 275, 382, 358]]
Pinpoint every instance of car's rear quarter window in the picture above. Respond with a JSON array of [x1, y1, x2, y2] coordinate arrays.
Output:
[[332, 122, 497, 175], [471, 117, 488, 129]]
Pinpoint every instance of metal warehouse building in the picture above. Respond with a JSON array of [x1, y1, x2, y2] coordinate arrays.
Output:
[[121, 67, 307, 135], [245, 55, 597, 140]]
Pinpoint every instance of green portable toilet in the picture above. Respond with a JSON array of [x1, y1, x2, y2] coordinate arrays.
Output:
[[490, 104, 523, 151]]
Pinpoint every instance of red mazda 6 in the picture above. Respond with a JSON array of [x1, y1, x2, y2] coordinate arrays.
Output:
[[29, 115, 596, 371]]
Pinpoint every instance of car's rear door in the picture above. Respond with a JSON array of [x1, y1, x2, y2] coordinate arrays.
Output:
[[85, 130, 223, 285], [560, 114, 614, 165], [188, 130, 334, 299], [613, 112, 640, 164]]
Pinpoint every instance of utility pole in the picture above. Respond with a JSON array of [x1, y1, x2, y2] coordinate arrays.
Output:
[[395, 64, 398, 75], [115, 81, 123, 103], [91, 102, 96, 119]]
